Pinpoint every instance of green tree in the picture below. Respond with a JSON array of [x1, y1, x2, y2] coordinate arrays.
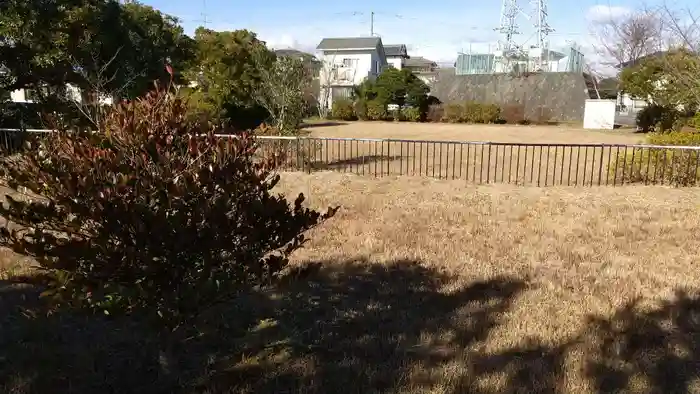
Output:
[[619, 57, 667, 104], [620, 50, 700, 109], [356, 68, 430, 109], [253, 55, 311, 134], [183, 28, 275, 130], [114, 2, 194, 98], [0, 0, 193, 104]]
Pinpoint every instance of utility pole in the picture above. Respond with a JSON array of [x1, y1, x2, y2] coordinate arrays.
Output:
[[370, 11, 375, 36], [201, 0, 209, 28]]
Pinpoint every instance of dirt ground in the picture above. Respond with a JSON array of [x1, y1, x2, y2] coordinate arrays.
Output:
[[305, 121, 645, 144]]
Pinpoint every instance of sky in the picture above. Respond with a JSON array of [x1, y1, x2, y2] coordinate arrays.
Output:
[[140, 0, 696, 72]]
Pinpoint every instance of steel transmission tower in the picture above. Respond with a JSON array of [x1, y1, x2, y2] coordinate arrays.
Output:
[[530, 0, 554, 71], [495, 0, 521, 57], [494, 0, 553, 72]]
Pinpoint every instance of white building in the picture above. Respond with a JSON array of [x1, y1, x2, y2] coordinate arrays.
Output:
[[384, 44, 409, 69], [8, 84, 113, 105], [316, 37, 388, 110], [613, 53, 668, 115], [403, 57, 438, 85]]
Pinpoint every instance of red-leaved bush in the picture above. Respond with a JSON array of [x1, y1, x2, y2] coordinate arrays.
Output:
[[0, 85, 338, 329]]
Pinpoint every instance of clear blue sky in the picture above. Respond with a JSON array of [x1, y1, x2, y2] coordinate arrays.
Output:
[[140, 0, 696, 66]]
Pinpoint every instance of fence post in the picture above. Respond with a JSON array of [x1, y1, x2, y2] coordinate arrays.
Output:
[[597, 146, 604, 186], [386, 140, 390, 176], [307, 138, 312, 174]]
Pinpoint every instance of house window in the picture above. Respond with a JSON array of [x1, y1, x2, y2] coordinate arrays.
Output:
[[342, 58, 357, 68], [331, 86, 353, 100]]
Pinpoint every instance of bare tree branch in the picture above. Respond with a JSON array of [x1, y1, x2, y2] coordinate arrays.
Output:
[[252, 53, 311, 134], [65, 47, 146, 128], [314, 53, 337, 119], [590, 9, 665, 67]]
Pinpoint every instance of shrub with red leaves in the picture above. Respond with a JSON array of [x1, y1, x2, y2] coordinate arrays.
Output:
[[0, 85, 338, 330]]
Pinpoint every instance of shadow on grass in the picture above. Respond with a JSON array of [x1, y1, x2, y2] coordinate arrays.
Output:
[[463, 290, 700, 394], [2, 259, 700, 393], [583, 292, 700, 393], [0, 279, 165, 394], [300, 121, 348, 128], [195, 258, 526, 393], [310, 155, 403, 171]]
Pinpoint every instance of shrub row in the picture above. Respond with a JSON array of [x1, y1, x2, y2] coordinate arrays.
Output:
[[332, 99, 421, 122], [441, 102, 501, 124], [609, 130, 700, 186], [332, 99, 553, 125], [635, 104, 699, 133]]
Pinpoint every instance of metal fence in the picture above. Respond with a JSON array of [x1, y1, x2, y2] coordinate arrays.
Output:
[[3, 130, 700, 187], [256, 136, 700, 187]]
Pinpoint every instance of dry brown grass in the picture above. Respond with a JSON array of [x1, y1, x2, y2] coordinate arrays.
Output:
[[3, 172, 700, 393], [306, 121, 644, 144], [263, 172, 700, 393], [263, 123, 667, 187]]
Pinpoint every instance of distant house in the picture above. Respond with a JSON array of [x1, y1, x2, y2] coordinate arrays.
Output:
[[274, 48, 322, 78], [614, 50, 674, 114], [616, 51, 670, 69], [316, 37, 388, 110], [8, 85, 113, 105], [384, 44, 409, 69], [404, 56, 438, 85]]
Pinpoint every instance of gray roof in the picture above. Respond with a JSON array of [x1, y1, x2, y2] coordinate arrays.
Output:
[[405, 56, 437, 67], [385, 44, 408, 58], [616, 50, 669, 69], [316, 37, 382, 50]]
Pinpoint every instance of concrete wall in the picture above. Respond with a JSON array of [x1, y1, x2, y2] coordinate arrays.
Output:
[[430, 69, 593, 122]]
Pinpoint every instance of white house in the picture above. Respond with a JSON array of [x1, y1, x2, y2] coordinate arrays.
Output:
[[384, 44, 409, 69], [316, 37, 388, 110], [8, 85, 113, 105], [403, 56, 438, 85], [614, 51, 670, 114]]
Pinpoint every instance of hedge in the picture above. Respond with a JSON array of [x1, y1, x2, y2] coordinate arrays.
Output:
[[326, 100, 554, 125]]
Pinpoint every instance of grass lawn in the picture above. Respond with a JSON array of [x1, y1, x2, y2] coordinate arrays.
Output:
[[305, 121, 645, 144], [2, 172, 700, 393]]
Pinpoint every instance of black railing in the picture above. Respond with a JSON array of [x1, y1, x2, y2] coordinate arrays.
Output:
[[3, 130, 700, 187], [0, 128, 51, 154], [255, 136, 700, 187]]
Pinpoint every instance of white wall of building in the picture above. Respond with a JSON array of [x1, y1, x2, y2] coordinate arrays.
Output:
[[318, 49, 386, 110], [387, 57, 403, 69], [584, 99, 617, 129], [10, 89, 28, 103], [9, 85, 113, 105], [618, 93, 647, 113]]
